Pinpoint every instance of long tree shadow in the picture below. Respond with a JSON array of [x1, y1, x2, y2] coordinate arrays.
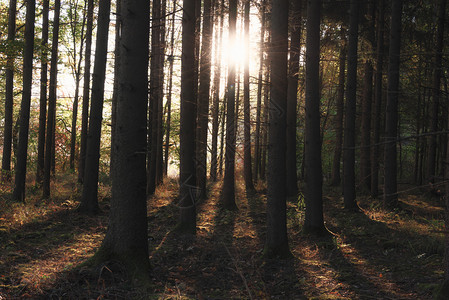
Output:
[[0, 202, 108, 298], [322, 195, 444, 299]]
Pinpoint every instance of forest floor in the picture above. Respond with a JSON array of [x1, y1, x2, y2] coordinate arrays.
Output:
[[0, 171, 446, 299]]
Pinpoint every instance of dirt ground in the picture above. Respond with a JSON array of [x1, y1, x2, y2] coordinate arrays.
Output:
[[0, 173, 445, 299]]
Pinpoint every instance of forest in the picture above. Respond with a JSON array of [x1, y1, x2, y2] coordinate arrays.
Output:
[[1, 0, 449, 298]]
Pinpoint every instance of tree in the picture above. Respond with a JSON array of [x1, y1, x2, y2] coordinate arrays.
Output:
[[178, 0, 198, 233], [359, 1, 375, 192], [78, 0, 94, 184], [343, 0, 359, 211], [43, 0, 61, 198], [370, 0, 384, 198], [209, 0, 224, 182], [1, 0, 17, 180], [197, 0, 213, 198], [68, 0, 87, 171], [94, 0, 151, 277], [264, 0, 291, 257], [243, 0, 255, 194], [148, 0, 162, 195], [303, 0, 326, 235], [36, 0, 49, 183], [426, 0, 446, 183], [254, 0, 266, 182], [383, 0, 403, 209], [222, 0, 238, 210], [330, 29, 346, 186], [79, 0, 111, 214], [12, 0, 35, 201], [286, 0, 302, 197]]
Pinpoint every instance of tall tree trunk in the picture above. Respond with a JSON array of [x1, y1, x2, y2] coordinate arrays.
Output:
[[79, 0, 111, 214], [36, 0, 49, 183], [110, 0, 121, 174], [264, 0, 291, 257], [2, 0, 17, 180], [197, 0, 213, 198], [427, 0, 446, 183], [148, 0, 162, 195], [156, 0, 167, 184], [42, 0, 60, 198], [286, 0, 301, 197], [371, 0, 384, 198], [78, 0, 94, 183], [179, 0, 198, 233], [383, 0, 403, 208], [12, 0, 35, 201], [330, 32, 346, 186], [243, 0, 255, 194], [210, 0, 224, 182], [97, 0, 151, 276], [254, 1, 266, 183], [164, 0, 177, 176], [222, 0, 238, 210], [343, 0, 359, 211], [303, 0, 326, 234], [359, 1, 375, 192], [69, 1, 87, 171]]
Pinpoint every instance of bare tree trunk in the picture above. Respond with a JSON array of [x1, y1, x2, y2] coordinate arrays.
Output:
[[164, 0, 177, 176], [79, 0, 111, 214], [179, 0, 198, 233], [254, 1, 266, 183], [222, 0, 238, 210], [42, 0, 60, 198], [197, 0, 213, 198], [78, 0, 94, 183], [210, 0, 224, 182], [331, 31, 346, 186], [286, 0, 301, 197], [343, 0, 359, 211], [97, 0, 151, 276], [383, 0, 403, 208], [12, 0, 35, 201], [264, 0, 291, 257], [427, 0, 446, 183], [371, 0, 384, 198], [69, 0, 87, 171], [36, 0, 49, 183], [303, 0, 326, 234], [2, 0, 17, 180]]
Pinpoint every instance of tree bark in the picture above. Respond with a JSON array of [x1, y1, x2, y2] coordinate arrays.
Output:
[[222, 0, 238, 210], [179, 0, 198, 233], [427, 0, 446, 183], [36, 0, 49, 184], [370, 0, 384, 198], [286, 0, 301, 197], [2, 0, 17, 180], [197, 0, 213, 198], [79, 0, 111, 214], [264, 0, 291, 257], [330, 31, 346, 186], [97, 0, 151, 277], [303, 0, 326, 234], [148, 0, 162, 195], [254, 1, 266, 183], [343, 0, 359, 211], [78, 0, 94, 183], [12, 0, 35, 201], [383, 0, 403, 208], [243, 0, 255, 194], [210, 0, 224, 182]]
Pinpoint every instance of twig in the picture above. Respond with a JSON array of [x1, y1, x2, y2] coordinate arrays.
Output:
[[223, 244, 253, 300]]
